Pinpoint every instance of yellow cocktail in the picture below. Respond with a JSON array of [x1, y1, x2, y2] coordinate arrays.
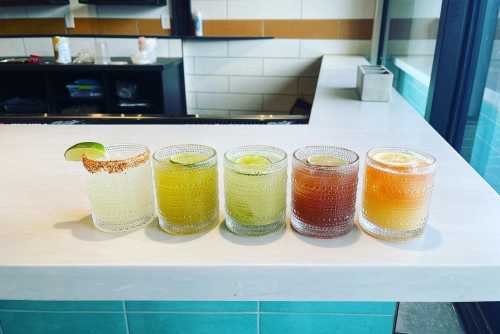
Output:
[[153, 145, 219, 235], [360, 147, 437, 241]]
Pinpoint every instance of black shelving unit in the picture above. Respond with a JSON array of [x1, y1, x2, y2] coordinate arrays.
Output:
[[0, 0, 69, 5], [0, 58, 186, 118], [78, 0, 166, 5]]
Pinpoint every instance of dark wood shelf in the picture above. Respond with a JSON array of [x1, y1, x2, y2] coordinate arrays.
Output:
[[78, 0, 165, 5], [57, 96, 104, 103], [0, 58, 182, 72], [0, 113, 308, 124], [0, 34, 274, 40], [181, 36, 274, 41], [0, 0, 68, 6]]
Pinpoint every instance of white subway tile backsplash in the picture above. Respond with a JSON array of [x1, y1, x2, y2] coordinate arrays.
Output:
[[96, 38, 137, 58], [26, 6, 66, 18], [184, 41, 228, 57], [300, 40, 371, 57], [197, 93, 262, 110], [299, 77, 318, 95], [230, 76, 297, 94], [191, 0, 228, 20], [228, 110, 257, 115], [190, 108, 231, 116], [24, 38, 53, 57], [69, 37, 96, 57], [302, 0, 376, 19], [184, 57, 195, 74], [69, 0, 97, 17], [168, 39, 183, 57], [0, 7, 27, 19], [263, 58, 320, 76], [186, 93, 197, 109], [263, 94, 296, 112], [0, 38, 26, 57], [195, 57, 263, 75], [186, 75, 229, 92], [229, 39, 300, 58], [156, 39, 170, 58], [96, 5, 166, 18], [228, 0, 301, 19]]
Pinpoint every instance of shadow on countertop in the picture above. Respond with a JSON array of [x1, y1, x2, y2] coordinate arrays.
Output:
[[53, 215, 133, 241], [218, 221, 286, 246]]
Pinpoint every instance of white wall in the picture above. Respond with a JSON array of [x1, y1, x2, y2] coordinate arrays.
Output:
[[185, 0, 375, 115], [191, 0, 375, 20], [0, 37, 182, 58], [184, 40, 327, 116], [0, 0, 376, 116], [0, 0, 168, 19]]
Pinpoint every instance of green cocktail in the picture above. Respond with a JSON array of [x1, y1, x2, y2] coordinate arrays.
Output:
[[224, 145, 287, 236]]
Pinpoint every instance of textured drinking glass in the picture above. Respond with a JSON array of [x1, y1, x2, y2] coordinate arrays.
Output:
[[82, 144, 155, 233], [291, 146, 359, 238], [153, 145, 219, 235], [224, 145, 287, 236], [360, 147, 437, 241]]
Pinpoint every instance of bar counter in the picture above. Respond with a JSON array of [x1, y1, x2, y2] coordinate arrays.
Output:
[[1, 56, 499, 302]]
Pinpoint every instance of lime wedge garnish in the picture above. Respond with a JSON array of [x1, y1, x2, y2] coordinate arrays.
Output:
[[307, 154, 348, 167], [170, 152, 209, 166], [372, 151, 418, 167], [64, 142, 106, 161]]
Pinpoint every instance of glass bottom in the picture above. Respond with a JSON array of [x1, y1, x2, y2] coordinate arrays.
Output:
[[359, 215, 425, 241], [92, 213, 155, 233], [159, 216, 218, 235], [225, 213, 285, 236], [291, 214, 353, 239]]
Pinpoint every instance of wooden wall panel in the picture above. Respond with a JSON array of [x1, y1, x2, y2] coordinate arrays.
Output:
[[203, 20, 264, 37], [0, 19, 66, 35], [0, 18, 372, 40]]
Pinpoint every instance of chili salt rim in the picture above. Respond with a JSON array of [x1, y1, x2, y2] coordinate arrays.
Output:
[[82, 146, 150, 174]]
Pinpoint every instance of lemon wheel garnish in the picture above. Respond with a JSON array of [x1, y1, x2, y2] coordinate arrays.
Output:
[[372, 151, 418, 167], [307, 154, 348, 167], [170, 152, 209, 166], [64, 142, 106, 161]]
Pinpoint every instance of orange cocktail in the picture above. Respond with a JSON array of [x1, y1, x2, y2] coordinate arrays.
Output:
[[360, 148, 436, 241]]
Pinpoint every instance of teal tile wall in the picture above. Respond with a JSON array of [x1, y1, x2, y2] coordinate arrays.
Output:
[[0, 311, 127, 334], [260, 301, 395, 315], [260, 314, 394, 334], [127, 313, 257, 334], [126, 301, 257, 312], [0, 301, 397, 334]]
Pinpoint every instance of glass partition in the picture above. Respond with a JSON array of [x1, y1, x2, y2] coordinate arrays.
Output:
[[382, 0, 442, 119], [466, 10, 500, 193]]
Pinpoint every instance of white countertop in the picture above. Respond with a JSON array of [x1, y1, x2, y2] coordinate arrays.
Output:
[[1, 56, 500, 302]]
